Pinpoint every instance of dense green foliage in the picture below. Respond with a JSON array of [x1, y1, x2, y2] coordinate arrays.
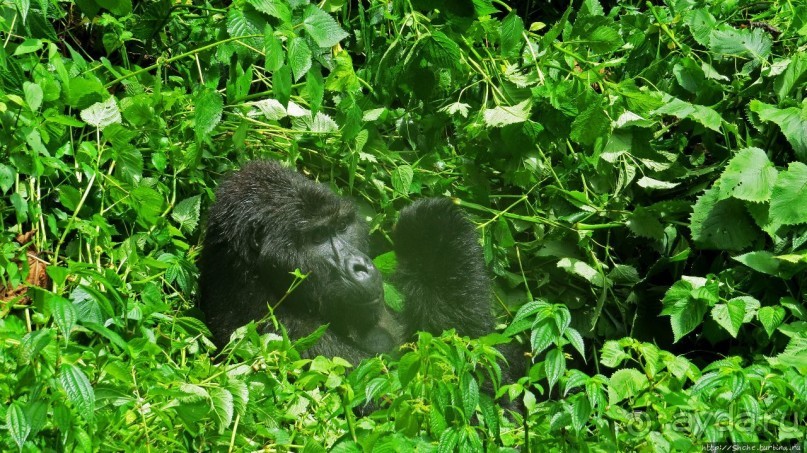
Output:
[[1, 0, 806, 450]]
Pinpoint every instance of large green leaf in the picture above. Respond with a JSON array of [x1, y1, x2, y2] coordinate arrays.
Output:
[[770, 162, 807, 225], [709, 27, 772, 62], [716, 147, 778, 203], [690, 185, 758, 250], [303, 5, 348, 48], [59, 364, 95, 422], [750, 101, 807, 161]]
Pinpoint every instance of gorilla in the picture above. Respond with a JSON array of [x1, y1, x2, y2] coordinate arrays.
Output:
[[199, 160, 498, 365]]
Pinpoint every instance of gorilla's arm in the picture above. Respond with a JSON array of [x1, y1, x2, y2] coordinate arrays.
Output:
[[393, 198, 495, 339], [279, 312, 395, 364]]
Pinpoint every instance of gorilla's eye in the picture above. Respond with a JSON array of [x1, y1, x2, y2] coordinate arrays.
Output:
[[310, 226, 331, 244], [337, 219, 349, 232]]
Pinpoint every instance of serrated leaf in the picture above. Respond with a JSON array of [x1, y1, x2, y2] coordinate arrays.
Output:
[[23, 81, 43, 111], [636, 176, 679, 190], [709, 27, 772, 62], [570, 104, 610, 146], [391, 165, 413, 196], [686, 9, 717, 46], [654, 96, 722, 132], [711, 299, 746, 338], [437, 428, 459, 453], [749, 101, 807, 161], [669, 298, 709, 343], [600, 340, 629, 367], [247, 0, 290, 22], [500, 11, 524, 57], [571, 395, 591, 433], [59, 364, 95, 422], [460, 374, 479, 415], [7, 402, 30, 452], [608, 368, 648, 403], [172, 195, 201, 234], [774, 53, 807, 102], [210, 387, 234, 432], [690, 185, 758, 250], [423, 32, 461, 70], [732, 251, 781, 276], [194, 88, 223, 138], [587, 25, 622, 53], [80, 97, 121, 129], [254, 98, 287, 120], [544, 347, 565, 391], [770, 162, 807, 226], [716, 147, 778, 202], [49, 293, 77, 342], [0, 163, 15, 194], [440, 101, 470, 118], [758, 306, 785, 337], [303, 5, 348, 48], [530, 322, 555, 355], [557, 257, 607, 287], [483, 98, 532, 127], [288, 37, 312, 82], [227, 8, 266, 43], [565, 327, 585, 359]]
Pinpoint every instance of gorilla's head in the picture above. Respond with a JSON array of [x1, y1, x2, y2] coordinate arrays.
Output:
[[201, 161, 384, 334]]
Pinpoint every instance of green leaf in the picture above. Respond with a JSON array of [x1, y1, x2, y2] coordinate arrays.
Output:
[[437, 428, 459, 453], [565, 327, 586, 359], [171, 195, 201, 234], [758, 306, 786, 337], [570, 104, 610, 146], [59, 364, 95, 422], [600, 340, 629, 367], [529, 322, 555, 355], [669, 298, 709, 343], [306, 64, 324, 115], [732, 251, 781, 276], [422, 32, 461, 70], [500, 11, 524, 57], [607, 368, 648, 403], [48, 293, 77, 342], [685, 9, 717, 46], [690, 185, 758, 251], [23, 81, 43, 111], [288, 37, 312, 83], [0, 163, 14, 194], [194, 88, 224, 138], [571, 395, 591, 433], [716, 147, 778, 202], [557, 257, 607, 287], [210, 387, 234, 433], [544, 347, 565, 391], [587, 25, 622, 53], [273, 65, 292, 105], [749, 101, 807, 161], [626, 206, 665, 241], [460, 373, 479, 415], [770, 162, 807, 226], [483, 99, 532, 127], [709, 27, 772, 62], [775, 53, 807, 101], [247, 0, 291, 22], [303, 5, 348, 48], [391, 165, 413, 196], [79, 97, 121, 129], [711, 298, 746, 338], [654, 95, 723, 132], [130, 186, 166, 225], [7, 402, 30, 452]]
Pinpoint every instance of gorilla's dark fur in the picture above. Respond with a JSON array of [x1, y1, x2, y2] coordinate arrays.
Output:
[[199, 160, 497, 365]]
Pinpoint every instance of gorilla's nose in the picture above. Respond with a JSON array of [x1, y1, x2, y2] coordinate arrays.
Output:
[[347, 255, 378, 282]]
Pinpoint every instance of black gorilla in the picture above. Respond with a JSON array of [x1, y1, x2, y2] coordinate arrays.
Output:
[[199, 160, 496, 365]]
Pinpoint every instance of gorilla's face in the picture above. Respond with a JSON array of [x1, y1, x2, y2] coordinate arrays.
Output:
[[252, 180, 384, 325]]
